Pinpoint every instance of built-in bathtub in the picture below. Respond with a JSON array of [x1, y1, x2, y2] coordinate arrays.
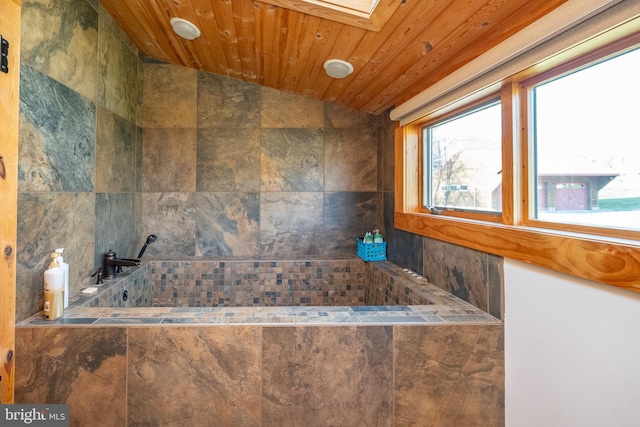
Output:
[[16, 259, 505, 426]]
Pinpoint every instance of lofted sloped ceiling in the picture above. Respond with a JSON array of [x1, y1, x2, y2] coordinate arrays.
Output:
[[101, 0, 569, 115]]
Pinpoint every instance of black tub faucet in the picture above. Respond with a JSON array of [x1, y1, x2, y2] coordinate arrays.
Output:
[[102, 249, 140, 280]]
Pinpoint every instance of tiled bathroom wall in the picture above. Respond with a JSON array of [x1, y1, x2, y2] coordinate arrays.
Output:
[[15, 0, 386, 322], [14, 0, 502, 324], [16, 0, 142, 322], [139, 63, 381, 259]]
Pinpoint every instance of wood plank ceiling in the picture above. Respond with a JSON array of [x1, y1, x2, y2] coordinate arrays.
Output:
[[101, 0, 569, 115]]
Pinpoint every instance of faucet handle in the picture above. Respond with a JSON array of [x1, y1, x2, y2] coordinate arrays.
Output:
[[91, 267, 104, 285]]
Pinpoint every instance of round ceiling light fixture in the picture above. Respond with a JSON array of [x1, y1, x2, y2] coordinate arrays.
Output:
[[323, 59, 354, 79], [170, 17, 201, 40]]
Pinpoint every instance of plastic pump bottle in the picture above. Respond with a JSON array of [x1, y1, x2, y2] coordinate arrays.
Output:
[[43, 253, 64, 320], [55, 248, 69, 308]]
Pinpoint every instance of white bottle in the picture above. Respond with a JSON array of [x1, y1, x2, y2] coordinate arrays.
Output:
[[55, 248, 69, 308], [44, 253, 64, 320]]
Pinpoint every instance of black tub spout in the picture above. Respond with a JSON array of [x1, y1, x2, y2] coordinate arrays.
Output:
[[103, 250, 141, 280]]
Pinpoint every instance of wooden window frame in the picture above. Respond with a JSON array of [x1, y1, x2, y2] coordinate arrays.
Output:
[[395, 32, 640, 294], [416, 95, 506, 224]]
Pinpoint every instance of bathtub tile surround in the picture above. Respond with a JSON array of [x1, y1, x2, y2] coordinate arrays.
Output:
[[261, 128, 324, 191], [324, 192, 377, 257], [196, 192, 260, 257], [94, 192, 136, 269], [17, 193, 95, 321], [69, 262, 152, 309], [50, 260, 498, 324], [17, 0, 142, 322], [263, 326, 394, 426], [151, 259, 367, 307], [16, 260, 503, 426], [140, 192, 197, 257], [16, 322, 502, 426], [15, 327, 127, 426], [128, 326, 262, 426], [395, 324, 505, 426], [324, 127, 377, 192], [260, 192, 324, 257], [141, 62, 380, 260], [95, 106, 137, 192], [142, 127, 197, 192], [17, 261, 502, 425], [423, 238, 504, 319], [197, 128, 261, 192]]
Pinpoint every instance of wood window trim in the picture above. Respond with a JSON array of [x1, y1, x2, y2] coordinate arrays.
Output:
[[395, 78, 640, 294]]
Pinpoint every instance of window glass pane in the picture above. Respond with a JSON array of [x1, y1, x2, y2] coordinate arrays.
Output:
[[423, 101, 502, 212], [533, 46, 640, 230]]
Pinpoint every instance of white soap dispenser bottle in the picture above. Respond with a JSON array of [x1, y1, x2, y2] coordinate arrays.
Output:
[[44, 252, 64, 320], [55, 248, 69, 308]]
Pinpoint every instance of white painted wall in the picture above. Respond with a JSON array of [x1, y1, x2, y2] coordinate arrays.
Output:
[[505, 259, 640, 427]]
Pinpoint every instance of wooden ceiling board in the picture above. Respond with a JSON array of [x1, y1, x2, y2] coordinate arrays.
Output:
[[356, 0, 528, 112], [385, 0, 574, 110], [100, 0, 570, 115], [323, 0, 455, 106]]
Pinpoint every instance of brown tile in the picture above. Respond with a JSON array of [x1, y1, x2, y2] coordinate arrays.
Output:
[[261, 87, 324, 128], [97, 16, 139, 122], [197, 127, 261, 192], [262, 326, 393, 427], [423, 238, 490, 312], [198, 71, 260, 128], [260, 192, 323, 257], [139, 192, 197, 257], [324, 127, 377, 191], [142, 128, 197, 192], [196, 192, 260, 257], [96, 106, 136, 192], [128, 326, 261, 426], [394, 324, 505, 427], [324, 102, 376, 129], [17, 192, 95, 322], [15, 327, 127, 426], [142, 63, 197, 128], [261, 129, 323, 192], [21, 0, 98, 100]]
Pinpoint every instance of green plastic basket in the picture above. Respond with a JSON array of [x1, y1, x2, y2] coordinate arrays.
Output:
[[356, 239, 387, 261]]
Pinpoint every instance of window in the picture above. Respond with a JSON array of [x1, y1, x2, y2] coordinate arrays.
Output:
[[395, 26, 640, 291], [525, 43, 640, 233], [422, 100, 502, 214]]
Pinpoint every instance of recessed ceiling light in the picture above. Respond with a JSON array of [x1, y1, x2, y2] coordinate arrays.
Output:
[[170, 18, 201, 40], [323, 59, 354, 79]]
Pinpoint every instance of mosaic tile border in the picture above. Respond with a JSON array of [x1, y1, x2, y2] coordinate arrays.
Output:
[[20, 260, 500, 327]]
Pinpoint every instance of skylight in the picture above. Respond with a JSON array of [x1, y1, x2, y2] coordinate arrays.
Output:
[[258, 0, 398, 32]]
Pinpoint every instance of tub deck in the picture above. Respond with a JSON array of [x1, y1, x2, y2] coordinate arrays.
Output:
[[19, 302, 498, 326]]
